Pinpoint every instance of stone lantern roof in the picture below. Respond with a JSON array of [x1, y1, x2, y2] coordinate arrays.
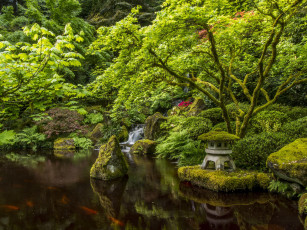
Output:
[[198, 129, 240, 142]]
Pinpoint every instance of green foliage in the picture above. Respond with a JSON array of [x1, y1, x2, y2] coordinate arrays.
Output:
[[99, 121, 123, 143], [15, 125, 46, 151], [0, 130, 15, 146], [84, 112, 104, 124], [156, 130, 205, 166], [73, 137, 93, 149], [198, 107, 223, 125], [180, 116, 213, 139], [268, 180, 290, 193], [88, 0, 307, 138], [250, 111, 290, 133], [280, 116, 307, 139], [5, 153, 46, 168], [0, 23, 86, 120], [265, 104, 307, 121], [232, 132, 292, 171]]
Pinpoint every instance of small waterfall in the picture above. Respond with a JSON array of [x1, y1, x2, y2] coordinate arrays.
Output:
[[120, 124, 145, 154]]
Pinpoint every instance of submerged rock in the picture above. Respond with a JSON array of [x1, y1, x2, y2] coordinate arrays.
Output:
[[178, 166, 272, 192], [187, 98, 206, 116], [129, 139, 156, 155], [90, 136, 128, 180], [267, 138, 307, 187], [54, 138, 75, 150], [144, 112, 167, 140]]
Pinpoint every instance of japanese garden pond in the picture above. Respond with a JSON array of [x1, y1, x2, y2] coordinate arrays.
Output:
[[0, 150, 304, 230]]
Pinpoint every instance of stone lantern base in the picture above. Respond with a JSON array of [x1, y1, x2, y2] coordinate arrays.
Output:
[[201, 154, 236, 171]]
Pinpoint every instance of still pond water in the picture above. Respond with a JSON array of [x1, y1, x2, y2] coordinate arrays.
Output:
[[0, 150, 304, 230]]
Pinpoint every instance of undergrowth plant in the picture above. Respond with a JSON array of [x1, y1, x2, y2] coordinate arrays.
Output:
[[15, 126, 46, 151]]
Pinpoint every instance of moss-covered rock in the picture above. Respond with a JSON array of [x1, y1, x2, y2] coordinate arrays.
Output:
[[90, 136, 129, 180], [89, 123, 104, 142], [178, 166, 272, 192], [117, 125, 129, 142], [129, 139, 156, 155], [144, 112, 167, 140], [299, 193, 307, 216], [167, 106, 182, 116], [267, 138, 307, 187], [187, 98, 206, 116], [198, 129, 240, 142], [54, 138, 75, 150]]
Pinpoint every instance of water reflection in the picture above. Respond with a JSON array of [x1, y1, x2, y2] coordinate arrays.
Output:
[[0, 150, 304, 230]]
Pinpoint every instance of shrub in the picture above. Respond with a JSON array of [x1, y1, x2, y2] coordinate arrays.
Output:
[[99, 121, 123, 143], [156, 130, 205, 166], [280, 116, 307, 139], [36, 108, 88, 138], [180, 116, 213, 139], [161, 116, 212, 140], [84, 112, 104, 124], [0, 130, 15, 149], [265, 104, 307, 121], [15, 126, 47, 151], [226, 103, 249, 120], [198, 107, 223, 125], [232, 132, 291, 171], [250, 111, 289, 133], [212, 121, 236, 132], [73, 137, 93, 149]]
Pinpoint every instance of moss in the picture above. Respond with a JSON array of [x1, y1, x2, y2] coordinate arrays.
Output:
[[130, 139, 156, 155], [117, 125, 128, 142], [298, 193, 307, 215], [144, 112, 167, 140], [267, 138, 307, 186], [178, 166, 272, 192], [88, 123, 104, 142], [90, 136, 128, 180], [187, 98, 206, 116], [54, 138, 75, 150], [198, 129, 240, 142]]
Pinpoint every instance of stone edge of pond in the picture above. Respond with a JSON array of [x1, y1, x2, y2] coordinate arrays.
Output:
[[178, 166, 272, 192]]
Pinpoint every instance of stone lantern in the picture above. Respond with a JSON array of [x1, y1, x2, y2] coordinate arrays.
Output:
[[198, 129, 239, 171]]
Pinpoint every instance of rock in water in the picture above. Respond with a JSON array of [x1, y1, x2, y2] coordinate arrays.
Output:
[[129, 139, 156, 155], [54, 138, 75, 150], [144, 112, 167, 140], [90, 136, 128, 180]]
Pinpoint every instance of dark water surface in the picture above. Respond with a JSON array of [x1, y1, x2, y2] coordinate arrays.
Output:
[[0, 150, 304, 230]]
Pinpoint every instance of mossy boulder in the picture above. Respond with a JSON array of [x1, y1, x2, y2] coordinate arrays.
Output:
[[178, 166, 272, 192], [187, 98, 206, 116], [144, 112, 167, 140], [129, 139, 156, 155], [90, 136, 129, 180], [299, 193, 307, 216], [89, 123, 104, 142], [54, 138, 75, 150], [167, 106, 182, 116], [267, 138, 307, 187], [117, 125, 129, 142]]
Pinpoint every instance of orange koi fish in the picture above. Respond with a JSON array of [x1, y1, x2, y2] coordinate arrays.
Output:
[[26, 201, 34, 207], [108, 216, 124, 227], [60, 195, 69, 205], [79, 206, 98, 215], [0, 205, 20, 211]]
